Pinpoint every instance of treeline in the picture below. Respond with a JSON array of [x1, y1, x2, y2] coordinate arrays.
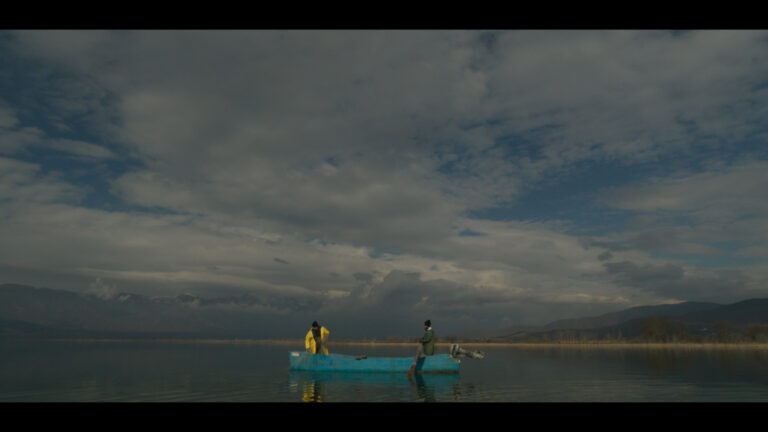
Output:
[[638, 317, 768, 343], [637, 317, 768, 343], [441, 318, 768, 344]]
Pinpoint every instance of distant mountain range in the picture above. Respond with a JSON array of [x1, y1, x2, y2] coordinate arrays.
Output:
[[450, 299, 768, 341], [0, 283, 284, 339], [2, 283, 768, 340]]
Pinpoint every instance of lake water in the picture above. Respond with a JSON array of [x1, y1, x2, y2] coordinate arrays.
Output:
[[2, 338, 768, 402]]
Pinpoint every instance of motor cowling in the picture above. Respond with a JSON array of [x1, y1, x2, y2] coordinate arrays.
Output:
[[449, 344, 485, 359]]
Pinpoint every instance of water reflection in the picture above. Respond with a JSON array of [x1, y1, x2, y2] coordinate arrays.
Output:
[[642, 349, 698, 374], [288, 370, 460, 402], [408, 373, 461, 402], [635, 347, 768, 375], [301, 378, 326, 402], [5, 339, 768, 402]]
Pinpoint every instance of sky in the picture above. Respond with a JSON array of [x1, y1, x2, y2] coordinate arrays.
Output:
[[1, 30, 768, 338]]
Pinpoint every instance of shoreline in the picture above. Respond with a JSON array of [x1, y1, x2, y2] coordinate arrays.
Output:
[[25, 337, 768, 349]]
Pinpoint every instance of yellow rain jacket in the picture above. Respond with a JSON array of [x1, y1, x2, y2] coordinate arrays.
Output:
[[305, 326, 330, 355]]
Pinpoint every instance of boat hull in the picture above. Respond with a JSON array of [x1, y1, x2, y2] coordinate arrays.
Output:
[[289, 351, 460, 374]]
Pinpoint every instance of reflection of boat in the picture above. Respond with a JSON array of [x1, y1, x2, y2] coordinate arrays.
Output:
[[288, 369, 461, 402], [289, 369, 460, 386], [289, 351, 460, 374]]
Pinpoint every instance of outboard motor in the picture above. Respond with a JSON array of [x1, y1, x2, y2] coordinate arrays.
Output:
[[450, 344, 485, 359]]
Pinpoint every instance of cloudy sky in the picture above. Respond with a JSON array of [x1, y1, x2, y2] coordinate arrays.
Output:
[[1, 30, 768, 338]]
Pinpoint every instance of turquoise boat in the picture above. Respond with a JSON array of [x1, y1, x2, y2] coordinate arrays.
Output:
[[289, 351, 461, 374]]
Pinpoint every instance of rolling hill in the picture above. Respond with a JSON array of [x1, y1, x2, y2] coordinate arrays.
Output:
[[3, 283, 768, 341]]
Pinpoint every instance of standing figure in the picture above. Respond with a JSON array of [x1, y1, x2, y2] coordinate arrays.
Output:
[[305, 321, 330, 355], [420, 319, 435, 356]]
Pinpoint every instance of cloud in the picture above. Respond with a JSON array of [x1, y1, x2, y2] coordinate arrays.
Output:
[[601, 161, 768, 215], [2, 30, 768, 333], [0, 103, 19, 128], [604, 261, 685, 287], [602, 260, 760, 303], [46, 138, 117, 160], [0, 126, 45, 155], [595, 160, 768, 260], [0, 93, 118, 161], [87, 277, 118, 300], [11, 30, 768, 218], [0, 157, 84, 204], [483, 31, 768, 163]]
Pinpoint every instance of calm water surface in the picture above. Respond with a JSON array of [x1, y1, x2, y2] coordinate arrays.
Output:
[[2, 338, 767, 402]]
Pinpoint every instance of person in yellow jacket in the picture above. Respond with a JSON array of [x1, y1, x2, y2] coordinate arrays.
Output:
[[305, 321, 330, 355]]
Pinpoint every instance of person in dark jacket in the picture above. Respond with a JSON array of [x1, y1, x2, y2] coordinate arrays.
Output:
[[408, 319, 436, 378], [419, 320, 435, 356]]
